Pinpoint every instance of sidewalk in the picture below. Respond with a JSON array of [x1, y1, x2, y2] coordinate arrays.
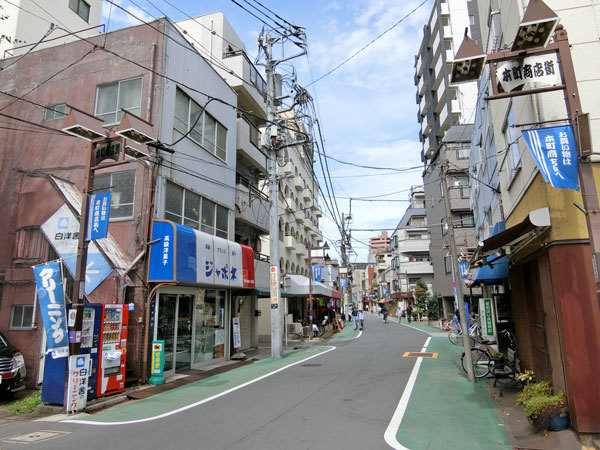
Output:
[[390, 327, 581, 450]]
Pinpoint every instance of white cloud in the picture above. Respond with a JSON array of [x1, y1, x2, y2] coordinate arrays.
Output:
[[102, 0, 155, 29]]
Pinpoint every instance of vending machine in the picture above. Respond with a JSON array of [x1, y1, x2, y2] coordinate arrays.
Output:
[[41, 303, 102, 404], [97, 304, 128, 397]]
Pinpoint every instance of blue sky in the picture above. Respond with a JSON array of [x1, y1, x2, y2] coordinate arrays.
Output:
[[102, 0, 432, 261]]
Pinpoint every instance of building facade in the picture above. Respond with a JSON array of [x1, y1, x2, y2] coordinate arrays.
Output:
[[0, 17, 266, 389], [467, 0, 600, 433], [390, 186, 433, 309], [423, 125, 478, 317], [1, 0, 103, 58], [414, 0, 477, 164], [368, 231, 390, 262]]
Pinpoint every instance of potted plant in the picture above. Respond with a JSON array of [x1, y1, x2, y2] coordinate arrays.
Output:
[[516, 381, 569, 431]]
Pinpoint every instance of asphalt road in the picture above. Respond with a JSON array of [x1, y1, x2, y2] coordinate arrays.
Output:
[[0, 314, 429, 450]]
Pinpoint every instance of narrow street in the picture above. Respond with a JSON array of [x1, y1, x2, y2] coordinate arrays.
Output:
[[1, 315, 427, 449]]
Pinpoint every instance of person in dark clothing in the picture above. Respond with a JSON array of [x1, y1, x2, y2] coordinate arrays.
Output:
[[406, 304, 412, 323]]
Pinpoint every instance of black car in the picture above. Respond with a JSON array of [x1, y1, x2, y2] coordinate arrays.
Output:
[[0, 332, 26, 397]]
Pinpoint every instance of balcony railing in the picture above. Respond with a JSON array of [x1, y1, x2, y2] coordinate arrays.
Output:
[[224, 49, 266, 97]]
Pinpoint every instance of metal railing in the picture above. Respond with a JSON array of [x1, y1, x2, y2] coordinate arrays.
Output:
[[224, 49, 267, 97]]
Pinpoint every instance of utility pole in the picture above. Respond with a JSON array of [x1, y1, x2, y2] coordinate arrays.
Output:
[[263, 33, 282, 359], [441, 161, 474, 382]]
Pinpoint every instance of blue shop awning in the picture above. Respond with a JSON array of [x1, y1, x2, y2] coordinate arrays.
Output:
[[470, 257, 509, 284]]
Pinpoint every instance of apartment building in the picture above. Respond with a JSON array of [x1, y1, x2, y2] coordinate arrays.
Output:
[[1, 0, 103, 58], [467, 0, 600, 433], [422, 125, 478, 317], [0, 17, 262, 389], [414, 0, 477, 164], [389, 186, 433, 310], [368, 231, 390, 262]]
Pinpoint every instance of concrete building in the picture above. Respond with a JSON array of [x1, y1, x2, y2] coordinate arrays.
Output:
[[414, 0, 478, 164], [389, 186, 433, 310], [467, 0, 600, 433], [1, 0, 103, 58], [368, 231, 390, 262], [423, 125, 478, 317], [0, 17, 264, 389], [175, 12, 271, 355], [256, 108, 334, 337]]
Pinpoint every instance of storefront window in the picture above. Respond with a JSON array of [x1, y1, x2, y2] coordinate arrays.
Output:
[[194, 289, 226, 363]]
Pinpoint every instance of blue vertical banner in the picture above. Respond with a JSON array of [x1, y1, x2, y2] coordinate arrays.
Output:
[[33, 261, 69, 358], [86, 191, 112, 240], [339, 278, 347, 290], [311, 265, 322, 282], [522, 125, 579, 191]]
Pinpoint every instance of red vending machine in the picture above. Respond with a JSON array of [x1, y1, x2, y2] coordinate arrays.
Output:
[[97, 304, 128, 397]]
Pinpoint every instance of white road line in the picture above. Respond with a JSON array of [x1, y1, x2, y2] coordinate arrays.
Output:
[[383, 337, 432, 449], [63, 346, 337, 426]]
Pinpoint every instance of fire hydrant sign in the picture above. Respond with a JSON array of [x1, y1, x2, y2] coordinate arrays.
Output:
[[67, 354, 90, 413], [270, 266, 280, 309]]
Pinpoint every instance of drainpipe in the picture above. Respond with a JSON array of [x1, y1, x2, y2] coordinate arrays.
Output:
[[141, 281, 176, 383]]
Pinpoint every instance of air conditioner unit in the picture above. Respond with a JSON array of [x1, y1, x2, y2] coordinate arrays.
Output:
[[287, 323, 302, 334]]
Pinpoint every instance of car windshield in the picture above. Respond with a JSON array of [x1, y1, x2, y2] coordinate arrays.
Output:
[[0, 332, 9, 348]]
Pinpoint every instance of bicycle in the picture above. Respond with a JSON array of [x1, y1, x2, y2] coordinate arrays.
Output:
[[460, 329, 517, 380], [448, 319, 482, 346]]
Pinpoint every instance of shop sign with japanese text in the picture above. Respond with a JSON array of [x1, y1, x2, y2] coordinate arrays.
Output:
[[67, 354, 90, 413], [522, 125, 579, 191], [32, 261, 69, 358], [86, 191, 111, 241], [496, 52, 560, 93]]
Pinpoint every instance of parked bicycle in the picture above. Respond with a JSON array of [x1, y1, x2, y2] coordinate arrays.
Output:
[[448, 319, 482, 346], [459, 329, 517, 380]]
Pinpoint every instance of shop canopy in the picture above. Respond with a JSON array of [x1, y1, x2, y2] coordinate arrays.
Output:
[[284, 274, 342, 299], [148, 220, 255, 288]]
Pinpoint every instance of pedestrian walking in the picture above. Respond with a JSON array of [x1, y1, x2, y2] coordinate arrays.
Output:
[[406, 304, 412, 323], [358, 310, 364, 330], [397, 307, 402, 323], [352, 306, 359, 330]]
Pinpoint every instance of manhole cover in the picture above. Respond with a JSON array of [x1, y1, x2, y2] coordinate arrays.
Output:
[[402, 352, 438, 358], [2, 430, 71, 444], [301, 363, 322, 367], [343, 398, 352, 402]]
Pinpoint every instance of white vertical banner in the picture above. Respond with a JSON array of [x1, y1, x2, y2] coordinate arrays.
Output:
[[67, 354, 90, 413], [232, 317, 241, 349]]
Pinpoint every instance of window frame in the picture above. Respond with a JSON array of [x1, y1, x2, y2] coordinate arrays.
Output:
[[444, 255, 452, 274], [459, 213, 475, 228], [94, 77, 143, 126], [69, 0, 90, 22], [93, 170, 136, 221], [44, 103, 67, 121], [173, 89, 227, 162], [503, 105, 521, 181], [10, 304, 34, 330], [164, 181, 229, 238]]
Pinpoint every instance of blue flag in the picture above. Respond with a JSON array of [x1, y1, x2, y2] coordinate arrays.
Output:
[[522, 125, 579, 191], [33, 261, 69, 358], [86, 191, 111, 240]]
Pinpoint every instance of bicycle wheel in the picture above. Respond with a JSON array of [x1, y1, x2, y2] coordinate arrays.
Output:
[[448, 329, 460, 345], [318, 325, 325, 337], [461, 348, 491, 378]]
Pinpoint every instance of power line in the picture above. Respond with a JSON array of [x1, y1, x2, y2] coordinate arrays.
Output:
[[307, 0, 429, 87]]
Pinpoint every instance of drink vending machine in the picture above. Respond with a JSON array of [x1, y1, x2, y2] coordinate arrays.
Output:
[[97, 304, 128, 397]]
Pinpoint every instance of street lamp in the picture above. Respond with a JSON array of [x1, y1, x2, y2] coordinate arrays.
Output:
[[450, 0, 600, 305], [512, 0, 559, 52]]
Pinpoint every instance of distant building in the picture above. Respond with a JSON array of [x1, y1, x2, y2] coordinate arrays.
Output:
[[390, 186, 433, 309], [368, 231, 390, 262], [1, 0, 103, 58]]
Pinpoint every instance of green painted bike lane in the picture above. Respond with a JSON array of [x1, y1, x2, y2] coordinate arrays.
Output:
[[330, 321, 361, 341], [395, 337, 512, 449], [66, 346, 334, 425]]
